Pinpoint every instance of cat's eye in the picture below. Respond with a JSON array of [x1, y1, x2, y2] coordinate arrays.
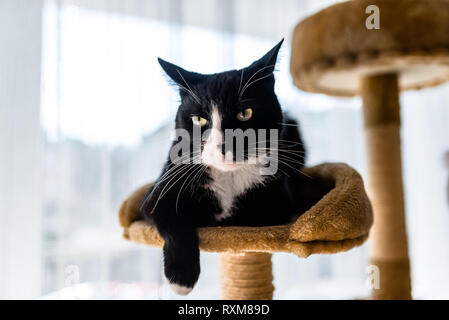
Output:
[[192, 115, 208, 127], [236, 108, 253, 122]]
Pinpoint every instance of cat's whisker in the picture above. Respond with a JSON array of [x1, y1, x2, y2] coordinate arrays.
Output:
[[163, 154, 202, 187], [247, 149, 304, 165], [278, 151, 306, 159], [247, 138, 305, 144], [154, 162, 191, 186], [254, 147, 306, 156], [188, 165, 208, 193], [276, 154, 305, 166], [178, 86, 201, 104], [239, 98, 256, 103], [151, 163, 199, 214], [142, 172, 180, 212], [175, 69, 201, 104], [156, 152, 202, 183], [242, 149, 305, 164], [271, 158, 311, 179], [259, 152, 306, 163], [240, 72, 274, 98], [239, 64, 275, 98], [246, 139, 305, 148], [147, 152, 202, 209], [266, 149, 305, 160], [171, 151, 202, 165], [143, 161, 195, 208], [238, 151, 298, 179], [144, 160, 191, 196], [176, 164, 205, 214], [237, 69, 244, 96], [277, 122, 300, 127], [269, 165, 291, 178]]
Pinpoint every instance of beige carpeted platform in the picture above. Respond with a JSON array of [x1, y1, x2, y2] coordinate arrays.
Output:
[[119, 163, 373, 258]]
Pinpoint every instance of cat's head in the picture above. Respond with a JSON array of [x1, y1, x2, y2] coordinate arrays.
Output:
[[159, 39, 284, 172]]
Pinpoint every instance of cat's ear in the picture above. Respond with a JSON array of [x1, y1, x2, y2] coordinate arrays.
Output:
[[245, 39, 284, 77], [158, 58, 205, 88]]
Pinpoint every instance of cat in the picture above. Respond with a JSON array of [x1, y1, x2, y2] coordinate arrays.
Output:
[[140, 39, 329, 295]]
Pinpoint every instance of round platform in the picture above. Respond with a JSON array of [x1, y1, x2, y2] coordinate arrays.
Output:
[[290, 0, 449, 96], [119, 163, 373, 258]]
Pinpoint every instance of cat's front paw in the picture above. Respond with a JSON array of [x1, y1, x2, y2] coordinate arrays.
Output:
[[163, 246, 200, 295], [164, 263, 200, 295], [168, 282, 194, 296]]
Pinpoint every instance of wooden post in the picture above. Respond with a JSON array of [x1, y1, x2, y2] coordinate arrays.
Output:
[[219, 252, 274, 300], [361, 73, 412, 299]]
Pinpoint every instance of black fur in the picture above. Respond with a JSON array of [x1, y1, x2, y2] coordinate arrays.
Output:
[[139, 40, 330, 293]]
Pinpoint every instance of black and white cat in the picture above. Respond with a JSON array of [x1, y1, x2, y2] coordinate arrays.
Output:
[[140, 39, 328, 295]]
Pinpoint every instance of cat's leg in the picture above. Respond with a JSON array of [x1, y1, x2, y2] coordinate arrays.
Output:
[[140, 162, 213, 294], [155, 216, 200, 295], [141, 191, 200, 294]]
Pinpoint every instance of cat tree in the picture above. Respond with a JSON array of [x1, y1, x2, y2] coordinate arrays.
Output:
[[119, 163, 373, 299], [290, 0, 449, 299]]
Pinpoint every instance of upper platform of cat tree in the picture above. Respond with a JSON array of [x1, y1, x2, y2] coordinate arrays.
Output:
[[290, 0, 449, 97], [119, 163, 373, 258]]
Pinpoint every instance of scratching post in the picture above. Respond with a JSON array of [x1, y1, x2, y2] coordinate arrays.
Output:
[[290, 0, 449, 299], [361, 74, 411, 299], [219, 252, 274, 300], [119, 163, 373, 299]]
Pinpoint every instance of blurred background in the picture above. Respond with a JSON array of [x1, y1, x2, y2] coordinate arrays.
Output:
[[1, 0, 449, 299]]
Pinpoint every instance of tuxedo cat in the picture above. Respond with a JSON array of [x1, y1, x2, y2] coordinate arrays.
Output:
[[140, 39, 326, 295]]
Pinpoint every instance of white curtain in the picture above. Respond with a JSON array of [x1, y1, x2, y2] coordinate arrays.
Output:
[[0, 0, 43, 299], [1, 0, 449, 299]]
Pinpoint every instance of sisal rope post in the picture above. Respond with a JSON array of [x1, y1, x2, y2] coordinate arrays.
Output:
[[219, 252, 274, 300], [361, 73, 412, 300]]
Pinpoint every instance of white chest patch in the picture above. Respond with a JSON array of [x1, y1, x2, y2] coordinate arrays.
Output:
[[207, 165, 267, 221]]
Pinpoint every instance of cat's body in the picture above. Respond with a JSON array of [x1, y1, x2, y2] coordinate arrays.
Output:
[[140, 40, 327, 294]]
